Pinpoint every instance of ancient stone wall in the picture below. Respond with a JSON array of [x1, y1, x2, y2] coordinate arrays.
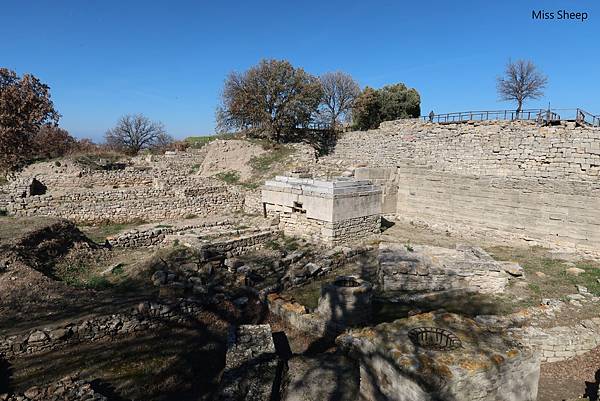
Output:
[[322, 120, 600, 253], [396, 166, 600, 255], [5, 186, 244, 224], [108, 219, 234, 248], [278, 213, 380, 245], [511, 317, 600, 363], [0, 300, 205, 359]]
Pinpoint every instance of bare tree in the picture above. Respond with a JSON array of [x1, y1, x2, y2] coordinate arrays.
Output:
[[105, 114, 171, 154], [497, 59, 548, 114], [319, 71, 361, 130]]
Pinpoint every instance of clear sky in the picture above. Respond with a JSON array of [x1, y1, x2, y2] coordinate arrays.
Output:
[[2, 0, 599, 141]]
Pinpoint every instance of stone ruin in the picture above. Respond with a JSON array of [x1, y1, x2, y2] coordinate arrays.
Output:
[[219, 324, 279, 400], [377, 242, 520, 297], [316, 275, 373, 326], [262, 175, 382, 245], [336, 311, 540, 401]]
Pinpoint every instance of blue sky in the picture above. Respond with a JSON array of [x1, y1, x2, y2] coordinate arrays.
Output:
[[2, 0, 599, 140]]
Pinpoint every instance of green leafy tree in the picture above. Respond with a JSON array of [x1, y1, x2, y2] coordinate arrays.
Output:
[[0, 68, 60, 170], [352, 87, 381, 130], [216, 59, 323, 142], [378, 84, 421, 121], [352, 83, 421, 130]]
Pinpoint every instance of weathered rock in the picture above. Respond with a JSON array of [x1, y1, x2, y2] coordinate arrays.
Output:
[[337, 311, 540, 401], [502, 261, 524, 277], [566, 267, 585, 276], [218, 324, 279, 401], [378, 243, 508, 295], [281, 353, 359, 401]]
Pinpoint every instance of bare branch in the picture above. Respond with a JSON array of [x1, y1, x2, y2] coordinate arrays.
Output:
[[497, 59, 548, 112]]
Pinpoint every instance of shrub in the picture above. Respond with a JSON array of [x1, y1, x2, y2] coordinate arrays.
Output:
[[352, 83, 421, 130]]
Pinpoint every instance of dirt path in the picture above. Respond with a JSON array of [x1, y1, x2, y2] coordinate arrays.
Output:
[[538, 345, 600, 401]]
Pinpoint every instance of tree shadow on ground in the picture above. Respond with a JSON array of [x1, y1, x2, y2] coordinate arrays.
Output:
[[585, 369, 600, 401], [0, 357, 13, 394]]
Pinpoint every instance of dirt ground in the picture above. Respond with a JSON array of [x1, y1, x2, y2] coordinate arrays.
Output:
[[538, 345, 600, 401]]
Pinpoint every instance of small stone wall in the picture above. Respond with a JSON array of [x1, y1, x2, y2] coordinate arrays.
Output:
[[511, 317, 600, 363], [0, 300, 204, 359], [108, 219, 233, 248], [194, 229, 279, 258], [0, 376, 108, 401]]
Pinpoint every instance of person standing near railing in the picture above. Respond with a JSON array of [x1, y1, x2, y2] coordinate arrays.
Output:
[[429, 110, 435, 122]]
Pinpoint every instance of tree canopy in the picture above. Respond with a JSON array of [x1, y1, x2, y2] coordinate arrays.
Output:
[[216, 59, 323, 142], [352, 83, 421, 130], [318, 71, 361, 129], [0, 68, 60, 170], [105, 114, 173, 155]]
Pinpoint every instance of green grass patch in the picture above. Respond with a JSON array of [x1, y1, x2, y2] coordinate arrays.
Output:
[[85, 275, 112, 290], [249, 145, 295, 174], [215, 170, 240, 184], [486, 245, 600, 299], [190, 163, 201, 174], [73, 152, 125, 170], [184, 135, 216, 149], [81, 220, 146, 243]]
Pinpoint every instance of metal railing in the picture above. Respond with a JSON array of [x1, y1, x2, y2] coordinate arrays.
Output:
[[421, 109, 561, 124], [576, 108, 600, 127]]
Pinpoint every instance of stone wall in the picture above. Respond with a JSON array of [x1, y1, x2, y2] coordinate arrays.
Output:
[[5, 186, 244, 224], [321, 120, 600, 253], [511, 317, 600, 363], [278, 213, 380, 245], [108, 219, 234, 248], [196, 229, 279, 257], [0, 300, 205, 359], [396, 166, 600, 255]]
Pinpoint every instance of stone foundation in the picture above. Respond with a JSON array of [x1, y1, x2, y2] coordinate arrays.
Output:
[[279, 213, 380, 245], [377, 243, 511, 295], [510, 317, 600, 362]]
